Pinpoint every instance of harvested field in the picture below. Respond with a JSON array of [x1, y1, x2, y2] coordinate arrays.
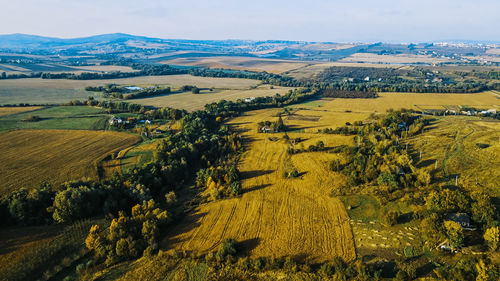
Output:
[[130, 85, 294, 111], [0, 106, 43, 117], [163, 108, 357, 262], [300, 91, 500, 113], [0, 75, 260, 105], [162, 56, 309, 74], [0, 129, 140, 194]]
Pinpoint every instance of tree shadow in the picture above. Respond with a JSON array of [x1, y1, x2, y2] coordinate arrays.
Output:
[[238, 238, 261, 254], [240, 170, 274, 180], [160, 211, 207, 249], [243, 184, 271, 194], [416, 159, 436, 168]]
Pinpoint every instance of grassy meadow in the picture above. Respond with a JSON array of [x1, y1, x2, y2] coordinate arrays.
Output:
[[0, 129, 140, 194], [0, 106, 111, 132], [408, 116, 500, 195]]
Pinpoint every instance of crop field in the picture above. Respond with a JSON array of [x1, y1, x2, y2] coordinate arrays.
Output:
[[0, 129, 140, 194], [130, 85, 295, 111], [292, 91, 500, 113], [0, 106, 111, 132], [0, 225, 62, 281], [408, 116, 500, 195], [162, 56, 309, 74], [0, 75, 260, 105], [163, 108, 358, 263], [0, 106, 43, 117]]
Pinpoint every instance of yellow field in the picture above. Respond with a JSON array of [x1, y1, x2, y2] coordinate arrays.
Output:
[[163, 108, 357, 262], [161, 56, 309, 74], [0, 106, 43, 117], [408, 116, 500, 195], [130, 85, 294, 111], [0, 129, 140, 194], [300, 91, 500, 113]]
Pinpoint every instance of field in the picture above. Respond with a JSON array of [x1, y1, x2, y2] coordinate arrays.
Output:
[[0, 129, 140, 194], [338, 53, 457, 64], [0, 75, 260, 105], [0, 106, 111, 132], [163, 108, 358, 263], [408, 116, 500, 195], [295, 91, 500, 113], [0, 106, 43, 117], [129, 85, 294, 111], [162, 56, 309, 74], [162, 91, 500, 263]]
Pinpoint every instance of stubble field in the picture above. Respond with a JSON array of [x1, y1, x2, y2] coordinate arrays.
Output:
[[163, 108, 359, 263], [0, 129, 140, 194]]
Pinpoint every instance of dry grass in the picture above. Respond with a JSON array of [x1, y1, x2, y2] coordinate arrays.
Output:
[[0, 106, 43, 117], [0, 129, 140, 194], [162, 108, 357, 263], [408, 116, 500, 195], [162, 56, 308, 74], [130, 85, 294, 111]]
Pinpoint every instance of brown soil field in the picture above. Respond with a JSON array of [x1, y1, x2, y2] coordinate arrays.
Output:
[[162, 108, 357, 263], [0, 129, 140, 194]]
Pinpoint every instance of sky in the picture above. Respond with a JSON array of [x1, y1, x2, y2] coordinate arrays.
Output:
[[1, 0, 499, 42]]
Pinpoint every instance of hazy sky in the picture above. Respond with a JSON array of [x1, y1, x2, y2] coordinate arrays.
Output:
[[1, 0, 499, 42]]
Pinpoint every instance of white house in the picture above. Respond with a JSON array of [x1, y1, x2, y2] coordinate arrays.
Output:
[[125, 86, 144, 91]]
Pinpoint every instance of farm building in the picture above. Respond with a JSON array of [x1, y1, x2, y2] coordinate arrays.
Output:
[[261, 126, 272, 133], [125, 86, 144, 91], [444, 213, 472, 229]]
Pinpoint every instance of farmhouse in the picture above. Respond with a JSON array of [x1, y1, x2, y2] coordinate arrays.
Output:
[[109, 118, 123, 125], [444, 213, 471, 228], [125, 86, 144, 91], [261, 126, 272, 133], [244, 97, 256, 103]]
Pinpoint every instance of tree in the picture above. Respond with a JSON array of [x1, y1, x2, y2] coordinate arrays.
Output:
[[444, 221, 464, 249], [483, 226, 499, 251]]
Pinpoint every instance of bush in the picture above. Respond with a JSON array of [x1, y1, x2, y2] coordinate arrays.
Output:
[[383, 210, 401, 226], [217, 238, 237, 258]]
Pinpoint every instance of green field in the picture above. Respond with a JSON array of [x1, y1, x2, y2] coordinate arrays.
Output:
[[0, 106, 110, 132]]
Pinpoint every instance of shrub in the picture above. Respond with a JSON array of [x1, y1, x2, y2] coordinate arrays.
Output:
[[217, 238, 237, 258], [383, 210, 401, 226]]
